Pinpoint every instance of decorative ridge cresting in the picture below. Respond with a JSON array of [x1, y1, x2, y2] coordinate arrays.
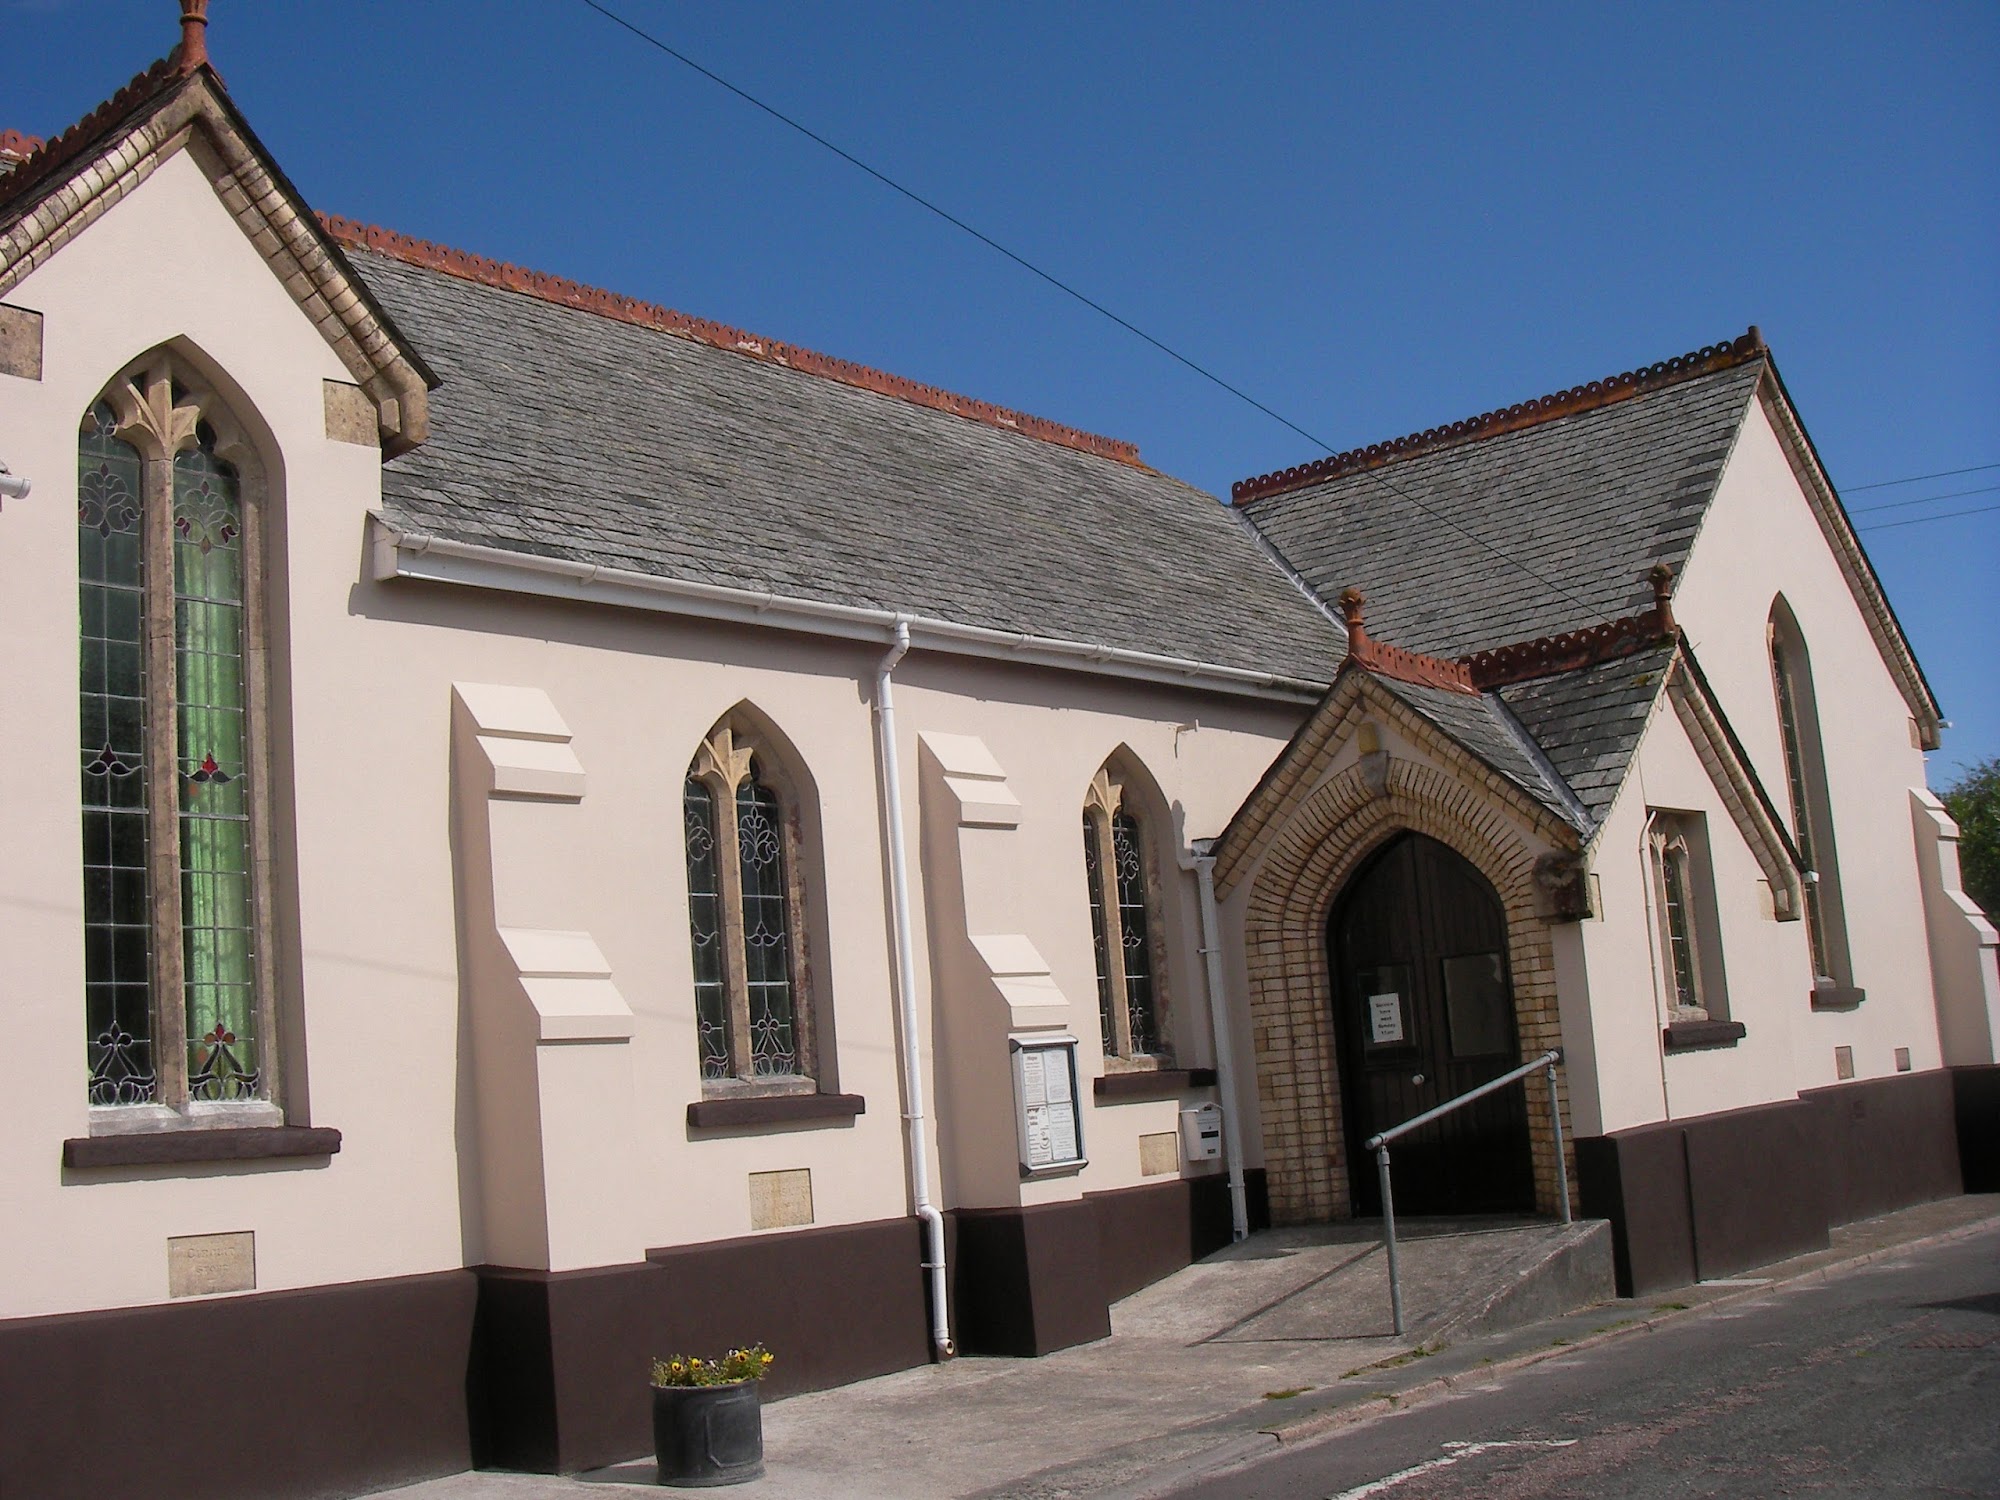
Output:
[[318, 214, 1146, 469], [1232, 331, 1767, 506], [1341, 566, 1678, 695], [0, 56, 186, 221], [0, 129, 44, 161], [1338, 587, 1478, 694]]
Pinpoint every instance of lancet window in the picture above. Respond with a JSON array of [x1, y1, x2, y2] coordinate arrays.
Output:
[[1768, 602, 1852, 995], [682, 722, 818, 1088], [1083, 766, 1172, 1064], [78, 358, 278, 1110]]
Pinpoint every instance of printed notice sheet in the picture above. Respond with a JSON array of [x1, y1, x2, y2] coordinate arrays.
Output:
[[1368, 992, 1404, 1044], [1016, 1041, 1081, 1169]]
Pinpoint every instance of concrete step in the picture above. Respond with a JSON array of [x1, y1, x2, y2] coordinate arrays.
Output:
[[1112, 1216, 1615, 1348]]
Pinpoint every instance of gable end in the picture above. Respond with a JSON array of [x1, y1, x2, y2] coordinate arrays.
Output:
[[0, 68, 433, 454]]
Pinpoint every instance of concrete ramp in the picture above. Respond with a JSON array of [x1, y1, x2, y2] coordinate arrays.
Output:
[[1113, 1217, 1615, 1347]]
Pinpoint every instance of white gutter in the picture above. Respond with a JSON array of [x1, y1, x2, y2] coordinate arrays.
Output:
[[1187, 840, 1250, 1242], [371, 521, 1327, 705], [875, 618, 954, 1359]]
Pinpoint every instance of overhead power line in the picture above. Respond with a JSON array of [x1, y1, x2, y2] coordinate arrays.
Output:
[[1843, 460, 2000, 493], [571, 0, 1616, 626], [1856, 501, 2000, 534], [1847, 481, 2000, 517]]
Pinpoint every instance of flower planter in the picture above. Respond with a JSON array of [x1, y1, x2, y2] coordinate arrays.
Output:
[[652, 1379, 765, 1487]]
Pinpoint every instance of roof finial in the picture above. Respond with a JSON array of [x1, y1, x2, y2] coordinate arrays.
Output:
[[176, 0, 210, 74], [1647, 562, 1676, 636], [1338, 587, 1368, 651]]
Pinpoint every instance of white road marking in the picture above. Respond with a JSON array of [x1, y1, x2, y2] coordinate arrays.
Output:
[[1325, 1439, 1579, 1499]]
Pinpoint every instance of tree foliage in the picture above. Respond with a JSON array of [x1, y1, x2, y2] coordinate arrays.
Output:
[[1942, 756, 2000, 920]]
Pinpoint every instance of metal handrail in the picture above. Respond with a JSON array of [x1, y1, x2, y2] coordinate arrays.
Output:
[[1365, 1047, 1570, 1336]]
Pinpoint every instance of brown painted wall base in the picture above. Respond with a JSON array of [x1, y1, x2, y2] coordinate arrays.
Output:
[[1577, 1070, 1967, 1297], [471, 1216, 933, 1474], [947, 1171, 1269, 1358], [0, 1269, 477, 1500]]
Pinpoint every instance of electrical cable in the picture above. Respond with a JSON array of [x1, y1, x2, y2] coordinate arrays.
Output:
[[1846, 482, 2000, 516], [1842, 460, 1999, 493], [1856, 502, 2000, 534], [572, 0, 1616, 625]]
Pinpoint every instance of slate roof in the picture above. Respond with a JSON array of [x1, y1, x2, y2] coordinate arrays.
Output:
[[1495, 645, 1677, 828], [353, 249, 1347, 683], [1371, 676, 1589, 832], [1238, 359, 1765, 658]]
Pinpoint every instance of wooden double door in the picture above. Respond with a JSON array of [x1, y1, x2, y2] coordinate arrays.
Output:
[[1329, 832, 1535, 1217]]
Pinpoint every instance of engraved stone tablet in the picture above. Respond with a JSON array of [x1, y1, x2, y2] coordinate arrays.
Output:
[[1139, 1131, 1179, 1177], [168, 1231, 255, 1297], [748, 1169, 813, 1230]]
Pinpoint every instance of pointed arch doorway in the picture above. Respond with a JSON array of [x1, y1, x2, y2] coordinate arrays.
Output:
[[1329, 832, 1536, 1217]]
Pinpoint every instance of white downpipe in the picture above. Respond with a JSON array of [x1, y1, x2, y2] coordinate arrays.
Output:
[[1189, 842, 1250, 1242], [875, 618, 954, 1358]]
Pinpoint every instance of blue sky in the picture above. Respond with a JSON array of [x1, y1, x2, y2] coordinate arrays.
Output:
[[11, 2, 1996, 778]]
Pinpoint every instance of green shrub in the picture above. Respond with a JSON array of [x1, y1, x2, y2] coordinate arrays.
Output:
[[1942, 757, 2000, 920]]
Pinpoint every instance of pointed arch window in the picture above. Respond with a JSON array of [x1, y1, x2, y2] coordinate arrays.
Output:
[[1768, 603, 1857, 1003], [1083, 767, 1173, 1065], [78, 359, 279, 1111], [682, 723, 819, 1088], [1646, 814, 1728, 1023]]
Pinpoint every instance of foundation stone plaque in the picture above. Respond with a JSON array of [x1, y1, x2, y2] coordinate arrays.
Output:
[[748, 1169, 814, 1230], [168, 1231, 255, 1298]]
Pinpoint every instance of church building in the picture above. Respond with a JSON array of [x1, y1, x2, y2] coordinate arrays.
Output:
[[3, 9, 1994, 1497]]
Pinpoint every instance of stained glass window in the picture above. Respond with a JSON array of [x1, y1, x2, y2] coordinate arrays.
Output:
[[1771, 636, 1831, 983], [174, 431, 257, 1100], [684, 730, 814, 1088], [1660, 840, 1700, 1013], [77, 374, 274, 1112], [79, 403, 155, 1105], [684, 777, 730, 1080], [1112, 813, 1161, 1056], [736, 765, 797, 1076], [1082, 816, 1114, 1053], [1082, 778, 1170, 1063]]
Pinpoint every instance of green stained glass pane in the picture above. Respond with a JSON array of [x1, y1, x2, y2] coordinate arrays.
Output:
[[174, 438, 258, 1101], [79, 404, 155, 1105]]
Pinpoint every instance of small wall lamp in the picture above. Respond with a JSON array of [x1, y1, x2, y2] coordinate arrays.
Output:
[[0, 462, 30, 505]]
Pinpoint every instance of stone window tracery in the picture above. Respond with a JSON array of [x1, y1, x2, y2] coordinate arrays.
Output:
[[77, 356, 280, 1112], [1083, 766, 1173, 1067], [682, 722, 818, 1091]]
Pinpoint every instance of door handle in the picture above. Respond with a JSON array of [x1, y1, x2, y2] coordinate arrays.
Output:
[[1411, 1073, 1426, 1086]]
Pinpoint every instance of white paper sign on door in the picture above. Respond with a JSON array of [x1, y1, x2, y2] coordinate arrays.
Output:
[[1368, 992, 1404, 1044]]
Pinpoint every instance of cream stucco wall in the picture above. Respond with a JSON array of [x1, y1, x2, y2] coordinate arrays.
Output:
[[1566, 388, 1947, 1137], [1668, 394, 1943, 1089], [0, 145, 1310, 1316]]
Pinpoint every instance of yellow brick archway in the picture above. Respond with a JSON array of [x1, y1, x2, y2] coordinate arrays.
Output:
[[1242, 756, 1572, 1223]]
